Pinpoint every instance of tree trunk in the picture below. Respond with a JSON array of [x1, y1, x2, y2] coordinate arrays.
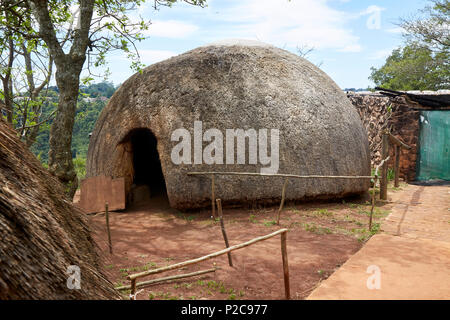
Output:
[[1, 77, 13, 124], [28, 0, 94, 199], [48, 60, 83, 198], [24, 45, 53, 148], [1, 37, 14, 124]]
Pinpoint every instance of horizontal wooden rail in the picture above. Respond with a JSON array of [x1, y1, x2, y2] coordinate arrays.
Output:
[[128, 228, 288, 281], [188, 171, 374, 179], [117, 268, 217, 291], [388, 133, 411, 150]]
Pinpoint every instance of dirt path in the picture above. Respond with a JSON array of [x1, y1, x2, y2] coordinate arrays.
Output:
[[307, 183, 450, 299], [89, 194, 390, 300], [384, 184, 450, 242]]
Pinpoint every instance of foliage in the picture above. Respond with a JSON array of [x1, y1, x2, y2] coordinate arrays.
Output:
[[369, 43, 449, 90], [0, 1, 54, 144], [370, 1, 449, 91], [387, 168, 395, 181], [73, 157, 86, 181], [1, 0, 207, 197], [31, 82, 115, 163], [80, 82, 116, 98], [400, 0, 449, 53]]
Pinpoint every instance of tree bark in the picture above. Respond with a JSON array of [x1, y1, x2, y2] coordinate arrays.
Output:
[[48, 57, 84, 198], [30, 0, 94, 198]]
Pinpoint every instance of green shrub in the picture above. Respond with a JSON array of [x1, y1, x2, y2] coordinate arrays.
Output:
[[73, 157, 86, 181]]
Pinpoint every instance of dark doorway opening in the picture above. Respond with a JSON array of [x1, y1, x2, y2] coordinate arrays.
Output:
[[127, 128, 167, 206]]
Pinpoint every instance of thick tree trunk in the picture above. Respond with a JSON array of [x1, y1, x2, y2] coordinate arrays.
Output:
[[48, 61, 83, 198], [29, 0, 93, 198]]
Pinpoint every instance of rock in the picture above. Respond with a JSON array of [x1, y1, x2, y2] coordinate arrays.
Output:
[[87, 40, 370, 210]]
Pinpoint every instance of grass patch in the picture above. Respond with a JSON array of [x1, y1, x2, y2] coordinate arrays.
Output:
[[312, 209, 333, 217], [302, 222, 333, 235], [262, 220, 277, 226]]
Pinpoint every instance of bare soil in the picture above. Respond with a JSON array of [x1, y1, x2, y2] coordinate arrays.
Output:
[[89, 191, 393, 300]]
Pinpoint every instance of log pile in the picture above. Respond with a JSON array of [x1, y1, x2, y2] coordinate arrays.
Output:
[[347, 92, 420, 181]]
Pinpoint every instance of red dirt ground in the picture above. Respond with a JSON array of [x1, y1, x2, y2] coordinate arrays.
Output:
[[89, 192, 393, 300]]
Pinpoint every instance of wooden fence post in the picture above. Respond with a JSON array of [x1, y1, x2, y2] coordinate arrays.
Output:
[[280, 232, 290, 300], [380, 132, 389, 200], [276, 179, 289, 225], [394, 145, 400, 188], [369, 176, 377, 231], [216, 199, 233, 267], [105, 202, 113, 254], [130, 279, 136, 300], [211, 174, 216, 218]]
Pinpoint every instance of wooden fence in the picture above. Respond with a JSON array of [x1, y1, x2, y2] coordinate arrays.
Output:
[[126, 228, 290, 300], [120, 133, 411, 300]]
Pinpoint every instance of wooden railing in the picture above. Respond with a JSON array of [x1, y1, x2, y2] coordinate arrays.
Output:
[[123, 139, 410, 299], [188, 171, 375, 226], [126, 228, 290, 300]]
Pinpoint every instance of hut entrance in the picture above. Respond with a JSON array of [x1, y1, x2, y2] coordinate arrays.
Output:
[[127, 128, 167, 206]]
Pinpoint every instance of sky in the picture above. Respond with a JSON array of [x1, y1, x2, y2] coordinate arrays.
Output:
[[95, 0, 429, 89]]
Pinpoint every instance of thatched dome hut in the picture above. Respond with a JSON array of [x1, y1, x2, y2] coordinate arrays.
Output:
[[0, 119, 119, 299], [87, 40, 370, 210]]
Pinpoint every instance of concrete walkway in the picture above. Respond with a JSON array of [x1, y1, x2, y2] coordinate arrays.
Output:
[[307, 184, 450, 300]]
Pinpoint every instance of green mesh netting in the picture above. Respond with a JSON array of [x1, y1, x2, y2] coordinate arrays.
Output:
[[417, 111, 450, 181]]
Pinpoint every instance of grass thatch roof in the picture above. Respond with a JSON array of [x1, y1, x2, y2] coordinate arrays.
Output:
[[0, 119, 119, 299]]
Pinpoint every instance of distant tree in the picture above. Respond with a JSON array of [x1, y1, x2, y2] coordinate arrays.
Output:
[[1, 0, 207, 197], [370, 0, 450, 91], [31, 82, 116, 164], [399, 0, 449, 53], [369, 43, 449, 90], [0, 2, 54, 146]]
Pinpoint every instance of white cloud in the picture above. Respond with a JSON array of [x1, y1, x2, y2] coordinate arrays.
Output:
[[144, 20, 199, 39], [109, 49, 177, 66], [138, 50, 178, 65], [210, 0, 362, 52], [338, 44, 363, 52], [367, 48, 394, 60]]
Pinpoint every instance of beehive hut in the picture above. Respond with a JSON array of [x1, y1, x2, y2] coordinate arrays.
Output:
[[0, 119, 119, 299], [86, 40, 370, 210]]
